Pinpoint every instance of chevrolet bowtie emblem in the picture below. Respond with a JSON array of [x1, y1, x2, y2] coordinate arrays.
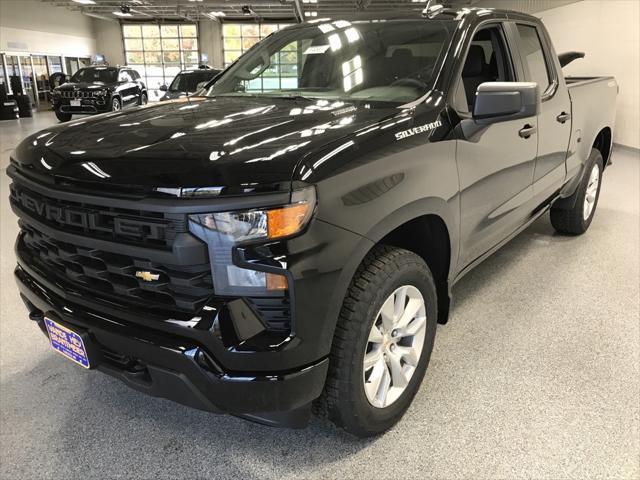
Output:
[[135, 271, 160, 282]]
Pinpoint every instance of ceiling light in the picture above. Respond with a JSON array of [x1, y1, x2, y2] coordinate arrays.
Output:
[[305, 11, 318, 17], [72, 0, 96, 4], [208, 11, 226, 17], [113, 11, 133, 17]]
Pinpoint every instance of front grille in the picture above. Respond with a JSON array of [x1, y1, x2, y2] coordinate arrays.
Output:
[[10, 183, 184, 250], [20, 225, 214, 312]]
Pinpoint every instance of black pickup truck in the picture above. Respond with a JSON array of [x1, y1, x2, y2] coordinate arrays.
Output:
[[52, 66, 148, 122], [8, 8, 616, 437]]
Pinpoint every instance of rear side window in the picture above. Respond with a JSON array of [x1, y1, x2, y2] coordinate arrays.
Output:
[[516, 24, 551, 93]]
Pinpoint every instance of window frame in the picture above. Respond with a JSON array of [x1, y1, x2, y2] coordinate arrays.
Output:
[[451, 21, 522, 116]]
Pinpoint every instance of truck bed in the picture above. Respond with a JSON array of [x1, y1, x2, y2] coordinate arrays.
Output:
[[565, 75, 616, 87]]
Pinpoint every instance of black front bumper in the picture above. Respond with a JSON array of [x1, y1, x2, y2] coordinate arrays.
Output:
[[15, 265, 328, 428], [54, 98, 110, 114]]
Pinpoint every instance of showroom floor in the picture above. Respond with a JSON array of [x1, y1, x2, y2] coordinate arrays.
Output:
[[1, 112, 638, 480]]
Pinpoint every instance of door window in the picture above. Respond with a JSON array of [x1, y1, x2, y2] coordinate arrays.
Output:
[[119, 70, 133, 82], [515, 24, 551, 93], [459, 25, 514, 111]]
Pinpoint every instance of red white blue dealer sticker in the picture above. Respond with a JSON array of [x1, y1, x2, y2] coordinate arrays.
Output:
[[44, 318, 91, 369]]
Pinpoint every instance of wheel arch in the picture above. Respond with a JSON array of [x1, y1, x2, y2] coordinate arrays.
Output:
[[324, 198, 458, 330], [593, 127, 612, 169]]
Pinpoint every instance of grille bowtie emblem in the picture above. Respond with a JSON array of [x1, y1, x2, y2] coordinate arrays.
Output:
[[136, 271, 160, 282]]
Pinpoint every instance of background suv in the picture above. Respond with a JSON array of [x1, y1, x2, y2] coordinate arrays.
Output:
[[52, 66, 147, 122], [159, 66, 221, 101]]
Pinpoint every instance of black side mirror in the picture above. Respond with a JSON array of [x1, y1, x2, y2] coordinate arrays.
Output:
[[159, 84, 168, 92], [473, 82, 539, 123]]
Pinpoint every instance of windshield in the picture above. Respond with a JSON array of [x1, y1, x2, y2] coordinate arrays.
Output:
[[70, 67, 118, 84], [204, 20, 454, 103], [169, 70, 220, 92]]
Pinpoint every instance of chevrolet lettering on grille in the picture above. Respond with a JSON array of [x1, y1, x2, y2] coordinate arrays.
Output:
[[10, 186, 168, 241]]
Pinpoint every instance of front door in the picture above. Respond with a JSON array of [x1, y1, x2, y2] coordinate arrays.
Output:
[[454, 23, 539, 268]]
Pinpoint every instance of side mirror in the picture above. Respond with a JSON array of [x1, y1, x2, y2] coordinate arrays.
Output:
[[473, 82, 539, 123], [159, 84, 168, 92]]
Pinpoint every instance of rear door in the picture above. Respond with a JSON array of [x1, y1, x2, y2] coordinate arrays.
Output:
[[454, 22, 538, 268], [513, 22, 571, 206], [117, 69, 137, 107]]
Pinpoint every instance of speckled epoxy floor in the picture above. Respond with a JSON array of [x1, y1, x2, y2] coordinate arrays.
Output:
[[1, 112, 638, 479]]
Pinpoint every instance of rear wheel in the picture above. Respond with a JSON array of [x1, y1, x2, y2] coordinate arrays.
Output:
[[315, 245, 438, 437], [551, 148, 604, 235], [55, 110, 72, 122]]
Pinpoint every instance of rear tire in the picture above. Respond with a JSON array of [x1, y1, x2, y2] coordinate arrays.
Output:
[[314, 245, 438, 437], [551, 148, 603, 235], [55, 110, 72, 122]]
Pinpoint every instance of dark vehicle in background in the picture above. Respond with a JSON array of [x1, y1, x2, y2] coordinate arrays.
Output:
[[9, 8, 616, 437], [159, 66, 222, 101], [52, 66, 147, 122]]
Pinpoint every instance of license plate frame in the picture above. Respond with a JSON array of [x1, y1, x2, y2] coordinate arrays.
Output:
[[44, 317, 93, 369], [70, 99, 81, 107]]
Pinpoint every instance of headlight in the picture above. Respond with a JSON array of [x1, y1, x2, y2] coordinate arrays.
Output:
[[188, 187, 315, 296], [93, 90, 107, 97]]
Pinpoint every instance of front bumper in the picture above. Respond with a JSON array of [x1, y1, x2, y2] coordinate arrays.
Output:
[[54, 97, 111, 114], [15, 265, 328, 427]]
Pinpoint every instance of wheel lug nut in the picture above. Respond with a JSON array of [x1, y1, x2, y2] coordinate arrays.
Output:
[[391, 329, 398, 337]]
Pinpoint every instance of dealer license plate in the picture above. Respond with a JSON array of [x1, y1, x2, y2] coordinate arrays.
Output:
[[44, 317, 91, 368]]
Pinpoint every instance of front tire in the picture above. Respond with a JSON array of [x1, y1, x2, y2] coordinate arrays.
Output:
[[111, 97, 121, 112], [139, 92, 148, 106], [55, 110, 72, 122], [551, 148, 604, 235], [315, 245, 438, 437]]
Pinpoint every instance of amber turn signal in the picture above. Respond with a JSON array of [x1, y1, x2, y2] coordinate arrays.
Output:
[[267, 202, 313, 240], [266, 272, 288, 291]]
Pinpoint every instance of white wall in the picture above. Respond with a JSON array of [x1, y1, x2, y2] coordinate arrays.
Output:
[[537, 0, 640, 149], [92, 19, 125, 66], [199, 20, 224, 69], [0, 0, 96, 56]]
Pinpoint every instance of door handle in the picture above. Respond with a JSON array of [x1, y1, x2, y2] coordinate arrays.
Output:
[[556, 111, 571, 124], [519, 124, 536, 139]]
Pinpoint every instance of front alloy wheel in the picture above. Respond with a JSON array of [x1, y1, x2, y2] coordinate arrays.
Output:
[[315, 245, 438, 437], [363, 285, 427, 408]]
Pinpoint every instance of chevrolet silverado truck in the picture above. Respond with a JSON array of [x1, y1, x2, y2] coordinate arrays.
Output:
[[52, 66, 147, 122], [8, 8, 616, 437]]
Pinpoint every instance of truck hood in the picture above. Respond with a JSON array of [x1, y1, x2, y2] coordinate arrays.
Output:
[[14, 96, 405, 193]]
